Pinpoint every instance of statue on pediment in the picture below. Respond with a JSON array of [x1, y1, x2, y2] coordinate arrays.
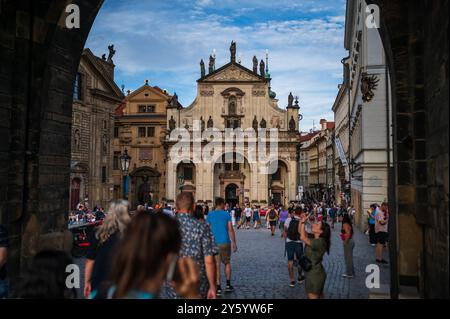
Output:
[[288, 92, 294, 107], [107, 44, 116, 62], [253, 56, 258, 73], [230, 41, 237, 62], [259, 59, 265, 78], [200, 59, 205, 77], [209, 55, 215, 74]]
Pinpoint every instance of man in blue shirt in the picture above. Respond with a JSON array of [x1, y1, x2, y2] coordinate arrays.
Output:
[[207, 197, 237, 296]]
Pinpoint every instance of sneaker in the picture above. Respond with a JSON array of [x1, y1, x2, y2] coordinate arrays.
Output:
[[225, 284, 234, 293], [297, 276, 305, 284], [216, 286, 222, 296], [342, 273, 354, 278], [379, 259, 389, 265], [289, 281, 295, 288], [371, 244, 376, 247]]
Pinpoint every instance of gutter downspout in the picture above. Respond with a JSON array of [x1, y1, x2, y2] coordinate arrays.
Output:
[[386, 66, 399, 299]]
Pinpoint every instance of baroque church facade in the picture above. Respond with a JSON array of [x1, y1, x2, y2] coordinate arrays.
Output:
[[165, 42, 301, 208], [70, 48, 124, 211]]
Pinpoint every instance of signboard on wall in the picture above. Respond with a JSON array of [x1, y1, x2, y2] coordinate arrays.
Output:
[[335, 137, 348, 167]]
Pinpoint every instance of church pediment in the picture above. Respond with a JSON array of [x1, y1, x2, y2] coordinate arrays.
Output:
[[200, 63, 263, 83]]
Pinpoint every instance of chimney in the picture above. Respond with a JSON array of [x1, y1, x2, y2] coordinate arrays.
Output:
[[320, 119, 327, 131]]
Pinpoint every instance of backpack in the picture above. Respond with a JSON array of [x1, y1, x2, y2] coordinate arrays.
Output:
[[268, 209, 277, 220], [287, 218, 300, 241]]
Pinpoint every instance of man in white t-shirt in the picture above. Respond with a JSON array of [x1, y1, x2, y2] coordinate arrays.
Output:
[[283, 207, 305, 287], [244, 205, 252, 229]]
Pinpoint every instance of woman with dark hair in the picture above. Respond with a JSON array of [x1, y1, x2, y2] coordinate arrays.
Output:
[[194, 204, 205, 222], [16, 250, 76, 299], [106, 212, 200, 299], [299, 215, 331, 299], [341, 214, 355, 278]]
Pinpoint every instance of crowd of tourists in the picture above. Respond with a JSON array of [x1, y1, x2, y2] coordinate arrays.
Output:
[[0, 195, 389, 299], [69, 204, 106, 226]]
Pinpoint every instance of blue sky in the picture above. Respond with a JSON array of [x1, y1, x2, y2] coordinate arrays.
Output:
[[86, 0, 347, 131]]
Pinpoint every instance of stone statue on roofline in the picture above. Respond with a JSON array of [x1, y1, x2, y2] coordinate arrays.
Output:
[[259, 59, 265, 79], [208, 55, 215, 74], [230, 41, 236, 62], [107, 44, 116, 62], [253, 56, 258, 73], [200, 59, 205, 77], [288, 92, 294, 107]]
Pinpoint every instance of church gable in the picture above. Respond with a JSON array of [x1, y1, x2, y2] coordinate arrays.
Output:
[[201, 63, 262, 83]]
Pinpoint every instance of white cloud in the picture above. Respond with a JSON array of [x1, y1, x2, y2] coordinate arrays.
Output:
[[86, 0, 346, 127]]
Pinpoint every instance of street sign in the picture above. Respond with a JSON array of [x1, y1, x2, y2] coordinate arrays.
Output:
[[335, 137, 348, 166]]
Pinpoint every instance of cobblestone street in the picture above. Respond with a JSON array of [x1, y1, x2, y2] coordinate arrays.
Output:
[[220, 220, 390, 299], [76, 219, 390, 299]]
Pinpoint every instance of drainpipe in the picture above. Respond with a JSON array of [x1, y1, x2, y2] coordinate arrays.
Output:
[[386, 66, 399, 299]]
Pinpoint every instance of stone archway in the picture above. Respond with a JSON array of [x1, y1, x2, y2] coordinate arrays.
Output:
[[0, 0, 104, 278], [0, 0, 447, 297]]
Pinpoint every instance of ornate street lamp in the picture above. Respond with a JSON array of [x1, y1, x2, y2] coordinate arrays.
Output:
[[120, 149, 131, 174], [119, 149, 131, 199]]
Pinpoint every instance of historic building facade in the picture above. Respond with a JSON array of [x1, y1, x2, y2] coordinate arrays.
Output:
[[164, 43, 301, 208], [340, 0, 393, 230], [332, 81, 351, 206], [298, 131, 319, 200], [307, 119, 334, 201], [70, 48, 124, 211], [113, 81, 172, 208]]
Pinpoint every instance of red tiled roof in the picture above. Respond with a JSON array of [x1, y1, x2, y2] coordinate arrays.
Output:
[[327, 122, 335, 130], [115, 99, 126, 116], [299, 131, 319, 142]]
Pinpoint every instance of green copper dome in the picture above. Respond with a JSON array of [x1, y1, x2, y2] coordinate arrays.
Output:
[[269, 88, 276, 99]]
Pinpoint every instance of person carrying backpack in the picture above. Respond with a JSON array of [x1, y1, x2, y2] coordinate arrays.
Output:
[[267, 205, 278, 236], [283, 207, 305, 287]]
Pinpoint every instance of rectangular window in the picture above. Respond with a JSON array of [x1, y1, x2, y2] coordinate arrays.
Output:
[[147, 127, 155, 137], [138, 127, 146, 137], [138, 105, 156, 113], [232, 163, 240, 171], [225, 163, 232, 171], [101, 166, 107, 183], [113, 152, 120, 170], [73, 73, 82, 100], [183, 167, 193, 181], [114, 127, 119, 138]]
